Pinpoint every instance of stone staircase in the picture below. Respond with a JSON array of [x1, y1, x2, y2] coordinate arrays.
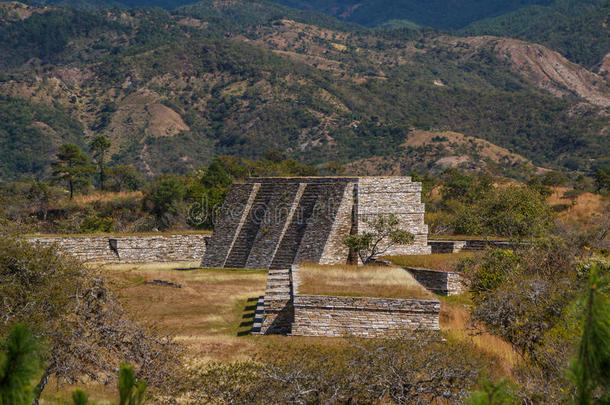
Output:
[[256, 268, 293, 335], [224, 183, 275, 268], [269, 184, 321, 270]]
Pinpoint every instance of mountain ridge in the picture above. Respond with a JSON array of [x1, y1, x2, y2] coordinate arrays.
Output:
[[0, 1, 607, 181]]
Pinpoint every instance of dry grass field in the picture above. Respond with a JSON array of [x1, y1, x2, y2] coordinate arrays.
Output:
[[41, 259, 516, 403], [102, 262, 269, 361], [388, 252, 474, 271], [439, 297, 517, 375], [297, 264, 434, 300]]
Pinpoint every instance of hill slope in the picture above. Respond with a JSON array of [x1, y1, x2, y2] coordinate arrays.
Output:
[[0, 1, 607, 180], [461, 0, 609, 69], [271, 0, 555, 29]]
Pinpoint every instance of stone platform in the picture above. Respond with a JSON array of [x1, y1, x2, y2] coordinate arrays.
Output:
[[201, 177, 430, 269]]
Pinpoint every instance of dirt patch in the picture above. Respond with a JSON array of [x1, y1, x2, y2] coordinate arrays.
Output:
[[447, 36, 610, 107]]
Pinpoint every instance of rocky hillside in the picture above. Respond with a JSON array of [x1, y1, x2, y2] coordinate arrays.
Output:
[[0, 1, 607, 180]]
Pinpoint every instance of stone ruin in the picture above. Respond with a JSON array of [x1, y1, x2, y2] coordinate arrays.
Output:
[[201, 176, 431, 269]]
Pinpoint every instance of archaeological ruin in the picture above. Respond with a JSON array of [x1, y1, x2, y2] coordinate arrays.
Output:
[[201, 176, 431, 269]]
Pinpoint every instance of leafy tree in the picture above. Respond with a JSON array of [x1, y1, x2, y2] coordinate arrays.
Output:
[[0, 324, 44, 405], [540, 171, 569, 187], [71, 389, 89, 405], [451, 185, 553, 238], [26, 182, 53, 221], [343, 214, 414, 264], [144, 176, 187, 229], [90, 136, 112, 191], [570, 263, 610, 404], [51, 144, 94, 199], [107, 165, 144, 192]]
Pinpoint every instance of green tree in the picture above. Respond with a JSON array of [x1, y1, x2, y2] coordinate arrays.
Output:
[[51, 144, 94, 199], [466, 379, 516, 405], [0, 324, 44, 405], [144, 176, 187, 229], [118, 363, 147, 405], [71, 389, 89, 405], [570, 263, 610, 404], [594, 168, 610, 193], [107, 165, 144, 192], [26, 182, 53, 221], [90, 136, 111, 191], [343, 214, 414, 264], [452, 186, 553, 238]]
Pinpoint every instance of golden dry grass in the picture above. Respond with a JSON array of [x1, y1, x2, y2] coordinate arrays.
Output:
[[297, 264, 434, 300], [548, 187, 607, 225], [100, 262, 268, 360], [440, 297, 517, 375], [70, 191, 143, 206], [388, 252, 474, 271]]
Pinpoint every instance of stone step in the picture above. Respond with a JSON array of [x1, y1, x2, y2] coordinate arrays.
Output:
[[267, 282, 289, 290], [266, 287, 289, 293], [267, 275, 290, 280], [268, 270, 290, 276]]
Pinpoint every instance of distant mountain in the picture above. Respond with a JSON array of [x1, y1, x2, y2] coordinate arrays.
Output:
[[461, 0, 610, 69], [0, 1, 607, 181], [271, 0, 555, 29], [18, 0, 557, 29]]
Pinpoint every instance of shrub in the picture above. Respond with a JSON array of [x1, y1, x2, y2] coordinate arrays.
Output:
[[469, 249, 520, 297]]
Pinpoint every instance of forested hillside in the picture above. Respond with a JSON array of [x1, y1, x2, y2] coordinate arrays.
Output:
[[0, 0, 607, 181], [272, 0, 555, 29], [461, 0, 610, 69]]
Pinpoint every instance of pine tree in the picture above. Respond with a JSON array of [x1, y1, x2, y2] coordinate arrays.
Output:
[[0, 324, 44, 405], [51, 144, 94, 199], [90, 136, 111, 191], [570, 263, 610, 404], [118, 363, 147, 405]]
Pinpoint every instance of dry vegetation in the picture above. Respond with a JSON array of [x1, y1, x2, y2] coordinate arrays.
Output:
[[297, 264, 434, 300], [548, 186, 607, 225], [101, 262, 268, 361], [440, 298, 517, 375], [388, 252, 474, 271], [39, 261, 520, 403]]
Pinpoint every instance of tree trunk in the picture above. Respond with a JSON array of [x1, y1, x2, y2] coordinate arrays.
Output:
[[69, 179, 74, 200], [32, 367, 51, 405]]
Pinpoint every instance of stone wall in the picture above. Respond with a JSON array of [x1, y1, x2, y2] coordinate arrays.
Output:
[[291, 295, 440, 337], [404, 267, 467, 296], [28, 234, 208, 263], [357, 177, 431, 256], [428, 239, 518, 253]]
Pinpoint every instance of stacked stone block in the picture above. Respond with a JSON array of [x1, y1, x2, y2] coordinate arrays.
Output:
[[258, 268, 293, 335], [404, 267, 467, 296], [28, 234, 208, 263], [291, 295, 440, 337]]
